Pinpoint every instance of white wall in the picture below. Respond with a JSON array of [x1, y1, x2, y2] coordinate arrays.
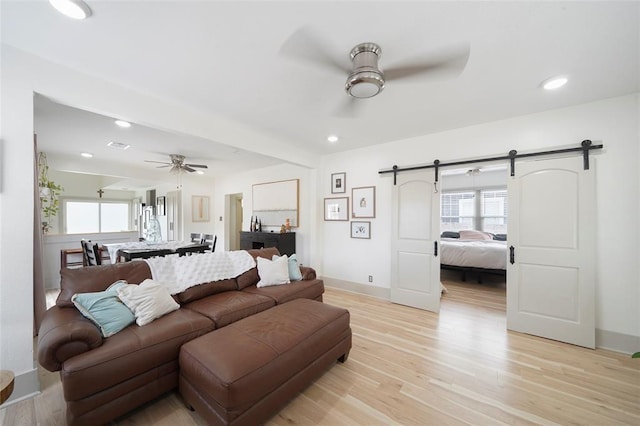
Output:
[[214, 163, 317, 266], [320, 94, 639, 341]]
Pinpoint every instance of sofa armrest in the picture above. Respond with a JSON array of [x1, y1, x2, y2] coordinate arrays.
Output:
[[37, 306, 103, 372], [299, 266, 316, 281]]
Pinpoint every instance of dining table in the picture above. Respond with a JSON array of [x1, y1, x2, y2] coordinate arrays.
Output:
[[103, 241, 211, 263]]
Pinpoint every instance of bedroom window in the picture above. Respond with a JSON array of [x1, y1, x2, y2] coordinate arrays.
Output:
[[480, 190, 508, 233], [441, 189, 508, 233], [441, 191, 475, 231]]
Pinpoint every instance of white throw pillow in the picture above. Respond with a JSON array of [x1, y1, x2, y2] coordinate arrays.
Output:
[[256, 255, 291, 288], [117, 279, 180, 326]]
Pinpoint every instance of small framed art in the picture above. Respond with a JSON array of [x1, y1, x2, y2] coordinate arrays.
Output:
[[351, 221, 371, 239], [331, 172, 346, 194], [324, 197, 349, 221], [352, 186, 375, 218], [192, 195, 210, 222], [156, 196, 166, 216]]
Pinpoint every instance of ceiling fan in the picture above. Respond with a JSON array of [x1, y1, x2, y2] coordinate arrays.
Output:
[[280, 27, 470, 113], [144, 154, 208, 173]]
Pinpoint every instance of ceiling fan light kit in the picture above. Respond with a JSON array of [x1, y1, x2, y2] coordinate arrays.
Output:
[[345, 43, 385, 98], [49, 0, 92, 20]]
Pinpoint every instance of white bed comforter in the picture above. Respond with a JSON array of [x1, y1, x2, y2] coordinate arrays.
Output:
[[144, 250, 256, 295], [440, 238, 507, 270]]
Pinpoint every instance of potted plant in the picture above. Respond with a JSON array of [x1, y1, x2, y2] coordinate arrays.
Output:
[[38, 153, 63, 233]]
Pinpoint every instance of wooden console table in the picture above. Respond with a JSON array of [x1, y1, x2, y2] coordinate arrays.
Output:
[[240, 232, 295, 256]]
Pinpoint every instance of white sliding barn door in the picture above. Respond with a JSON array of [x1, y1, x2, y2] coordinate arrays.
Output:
[[507, 156, 595, 348], [391, 171, 441, 312]]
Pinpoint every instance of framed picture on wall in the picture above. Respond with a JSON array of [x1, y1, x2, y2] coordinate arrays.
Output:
[[156, 196, 166, 216], [352, 186, 375, 218], [324, 197, 349, 221], [192, 195, 210, 222], [351, 221, 371, 239], [331, 172, 346, 194]]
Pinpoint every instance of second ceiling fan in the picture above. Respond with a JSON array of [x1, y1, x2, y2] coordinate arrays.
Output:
[[144, 154, 208, 173]]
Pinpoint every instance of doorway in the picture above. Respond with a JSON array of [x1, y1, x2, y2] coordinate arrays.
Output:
[[225, 193, 243, 251], [439, 166, 508, 315]]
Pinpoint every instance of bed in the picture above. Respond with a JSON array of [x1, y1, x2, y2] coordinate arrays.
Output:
[[440, 230, 508, 282]]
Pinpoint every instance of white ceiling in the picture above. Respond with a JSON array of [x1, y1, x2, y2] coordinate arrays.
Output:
[[3, 1, 639, 188]]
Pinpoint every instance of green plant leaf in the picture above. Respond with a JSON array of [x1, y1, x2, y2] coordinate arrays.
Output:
[[632, 352, 640, 359]]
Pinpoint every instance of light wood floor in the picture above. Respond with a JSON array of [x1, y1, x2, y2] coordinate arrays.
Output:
[[2, 276, 638, 425]]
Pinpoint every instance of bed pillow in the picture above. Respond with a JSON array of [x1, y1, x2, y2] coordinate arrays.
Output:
[[493, 233, 507, 241], [117, 279, 180, 326], [272, 253, 303, 281], [459, 230, 494, 240], [441, 231, 460, 239], [71, 280, 135, 337], [256, 255, 291, 288]]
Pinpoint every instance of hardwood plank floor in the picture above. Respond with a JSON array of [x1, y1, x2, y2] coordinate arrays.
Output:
[[2, 278, 638, 425]]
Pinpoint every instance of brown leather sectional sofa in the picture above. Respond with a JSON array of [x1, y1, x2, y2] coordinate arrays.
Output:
[[37, 247, 325, 425]]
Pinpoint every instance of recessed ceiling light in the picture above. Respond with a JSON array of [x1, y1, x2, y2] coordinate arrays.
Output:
[[49, 0, 92, 20], [542, 76, 568, 90], [327, 135, 339, 143], [196, 170, 204, 175], [107, 141, 131, 150], [115, 120, 131, 128], [80, 152, 93, 158]]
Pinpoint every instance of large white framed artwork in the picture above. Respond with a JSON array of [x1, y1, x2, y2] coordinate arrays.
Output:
[[252, 179, 299, 227]]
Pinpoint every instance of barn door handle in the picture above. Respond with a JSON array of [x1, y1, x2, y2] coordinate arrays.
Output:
[[434, 241, 438, 257], [509, 246, 515, 264]]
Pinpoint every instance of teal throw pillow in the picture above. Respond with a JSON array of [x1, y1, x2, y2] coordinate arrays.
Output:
[[272, 253, 303, 281], [71, 280, 135, 337]]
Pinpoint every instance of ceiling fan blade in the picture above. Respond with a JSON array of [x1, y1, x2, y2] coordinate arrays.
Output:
[[144, 160, 171, 165], [280, 27, 350, 75], [183, 165, 196, 173], [156, 165, 171, 169], [384, 43, 470, 82], [185, 163, 208, 169]]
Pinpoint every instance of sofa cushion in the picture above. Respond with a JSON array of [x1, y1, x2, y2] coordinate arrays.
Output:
[[273, 253, 303, 281], [182, 291, 275, 328], [61, 308, 213, 401], [176, 278, 238, 304], [236, 247, 281, 290], [117, 279, 180, 326], [58, 261, 152, 307], [242, 279, 325, 304], [71, 280, 135, 337], [256, 255, 290, 287]]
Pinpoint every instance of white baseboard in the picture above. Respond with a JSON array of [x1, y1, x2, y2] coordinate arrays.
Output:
[[321, 276, 390, 300], [322, 277, 639, 355], [596, 328, 640, 355], [0, 366, 40, 408]]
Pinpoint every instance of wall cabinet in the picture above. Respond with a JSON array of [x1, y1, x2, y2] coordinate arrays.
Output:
[[239, 232, 295, 256]]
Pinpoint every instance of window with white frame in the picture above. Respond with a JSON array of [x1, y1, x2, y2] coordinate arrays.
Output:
[[63, 199, 132, 234], [441, 188, 508, 233], [441, 191, 475, 231]]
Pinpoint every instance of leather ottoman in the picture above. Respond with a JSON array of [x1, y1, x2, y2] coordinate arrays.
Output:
[[178, 298, 352, 425]]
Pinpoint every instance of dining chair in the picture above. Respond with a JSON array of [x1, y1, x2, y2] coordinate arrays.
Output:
[[81, 239, 101, 266], [198, 234, 216, 251], [190, 233, 203, 243]]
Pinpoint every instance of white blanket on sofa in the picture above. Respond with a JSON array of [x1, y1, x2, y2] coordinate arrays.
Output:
[[144, 250, 256, 295]]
